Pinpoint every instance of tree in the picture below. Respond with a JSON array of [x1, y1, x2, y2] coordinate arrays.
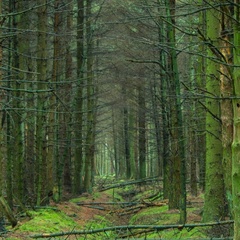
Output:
[[232, 0, 240, 238], [36, 0, 48, 205], [165, 0, 186, 223], [202, 1, 225, 223], [84, 0, 95, 193], [73, 0, 85, 194], [219, 2, 234, 218]]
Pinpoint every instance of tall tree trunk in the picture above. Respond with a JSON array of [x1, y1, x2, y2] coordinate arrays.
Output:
[[6, 0, 15, 208], [123, 104, 131, 179], [232, 1, 240, 238], [219, 3, 233, 218], [84, 0, 95, 193], [36, 0, 48, 205], [150, 78, 162, 177], [15, 0, 28, 203], [203, 3, 225, 223], [0, 0, 2, 197], [165, 0, 186, 223], [138, 83, 146, 179], [73, 0, 85, 194], [63, 0, 73, 192], [197, 1, 207, 191]]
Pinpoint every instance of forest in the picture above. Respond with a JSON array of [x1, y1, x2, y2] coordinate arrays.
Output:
[[0, 0, 239, 239]]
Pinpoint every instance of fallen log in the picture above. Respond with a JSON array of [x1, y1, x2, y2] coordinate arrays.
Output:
[[76, 201, 139, 206], [98, 176, 162, 192], [29, 220, 234, 239]]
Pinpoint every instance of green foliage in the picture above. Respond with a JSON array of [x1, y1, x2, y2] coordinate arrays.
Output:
[[17, 209, 77, 233]]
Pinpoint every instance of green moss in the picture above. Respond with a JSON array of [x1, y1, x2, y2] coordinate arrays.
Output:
[[84, 215, 116, 239], [128, 204, 208, 239], [104, 189, 124, 202], [17, 209, 77, 233], [130, 205, 179, 225], [147, 227, 208, 239], [70, 196, 88, 203]]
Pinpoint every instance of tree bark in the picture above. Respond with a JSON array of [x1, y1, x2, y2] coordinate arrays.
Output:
[[36, 0, 48, 205], [84, 0, 95, 193], [165, 0, 186, 223], [203, 3, 225, 223], [232, 1, 240, 238], [73, 0, 85, 194]]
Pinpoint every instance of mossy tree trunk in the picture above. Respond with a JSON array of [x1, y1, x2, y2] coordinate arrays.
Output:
[[219, 3, 233, 218], [196, 0, 206, 191], [232, 1, 240, 238], [203, 3, 225, 223]]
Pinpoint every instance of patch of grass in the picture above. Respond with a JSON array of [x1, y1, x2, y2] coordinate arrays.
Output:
[[17, 209, 77, 234]]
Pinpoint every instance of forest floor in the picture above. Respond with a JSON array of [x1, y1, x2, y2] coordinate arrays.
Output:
[[1, 177, 233, 239]]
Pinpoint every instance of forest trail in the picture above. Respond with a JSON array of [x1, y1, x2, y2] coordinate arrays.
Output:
[[2, 181, 222, 239]]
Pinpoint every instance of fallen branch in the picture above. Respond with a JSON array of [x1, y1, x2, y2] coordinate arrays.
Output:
[[29, 220, 234, 238], [98, 176, 162, 192], [76, 201, 139, 206], [84, 205, 105, 211]]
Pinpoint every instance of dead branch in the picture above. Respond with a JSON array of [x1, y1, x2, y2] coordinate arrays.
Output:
[[29, 220, 234, 239], [76, 201, 139, 206], [110, 199, 168, 216], [98, 176, 162, 192]]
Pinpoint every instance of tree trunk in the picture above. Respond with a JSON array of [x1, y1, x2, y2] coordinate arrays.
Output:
[[232, 1, 240, 238], [219, 4, 233, 218], [73, 0, 85, 194], [36, 0, 48, 205], [203, 3, 225, 223], [138, 83, 146, 179], [123, 104, 131, 179], [84, 0, 95, 193], [63, 0, 73, 192], [165, 0, 186, 223]]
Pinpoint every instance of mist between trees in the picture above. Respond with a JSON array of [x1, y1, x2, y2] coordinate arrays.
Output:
[[0, 0, 240, 238]]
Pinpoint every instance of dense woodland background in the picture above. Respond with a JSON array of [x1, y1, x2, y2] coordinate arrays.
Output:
[[1, 0, 240, 238]]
